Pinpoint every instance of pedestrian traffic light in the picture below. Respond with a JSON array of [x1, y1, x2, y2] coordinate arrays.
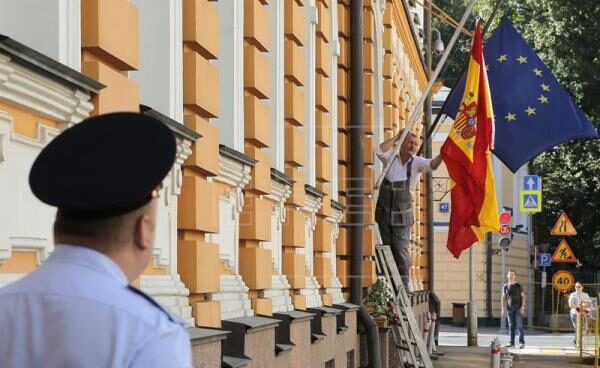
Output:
[[498, 210, 512, 249]]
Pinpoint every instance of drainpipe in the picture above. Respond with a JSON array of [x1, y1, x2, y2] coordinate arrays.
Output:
[[350, 1, 381, 367]]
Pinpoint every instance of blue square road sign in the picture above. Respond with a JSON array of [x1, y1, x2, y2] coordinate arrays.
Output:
[[523, 175, 541, 191]]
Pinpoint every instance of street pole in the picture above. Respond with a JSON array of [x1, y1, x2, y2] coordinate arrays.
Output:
[[468, 245, 478, 346], [500, 249, 507, 333], [424, 0, 435, 294], [527, 214, 534, 327]]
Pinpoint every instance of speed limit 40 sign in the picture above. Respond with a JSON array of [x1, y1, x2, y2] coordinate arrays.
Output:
[[552, 270, 575, 292]]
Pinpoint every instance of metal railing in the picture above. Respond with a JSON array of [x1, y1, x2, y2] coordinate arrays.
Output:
[[574, 305, 599, 367]]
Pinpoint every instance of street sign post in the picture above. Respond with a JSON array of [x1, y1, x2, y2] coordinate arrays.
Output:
[[523, 175, 541, 191], [538, 252, 552, 267], [552, 270, 575, 293], [541, 271, 547, 288], [519, 190, 542, 213], [550, 212, 577, 236], [551, 239, 577, 263]]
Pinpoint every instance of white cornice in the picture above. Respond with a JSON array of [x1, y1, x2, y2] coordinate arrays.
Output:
[[302, 192, 322, 232], [0, 54, 93, 125], [302, 192, 322, 215], [266, 179, 292, 203], [212, 153, 252, 189], [329, 206, 344, 224]]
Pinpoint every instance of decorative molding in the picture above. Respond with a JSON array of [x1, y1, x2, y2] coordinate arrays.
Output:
[[212, 151, 253, 190], [207, 274, 254, 320], [0, 54, 94, 125], [0, 110, 10, 163], [327, 277, 345, 305], [261, 274, 294, 313], [302, 191, 322, 232], [140, 274, 195, 327], [267, 176, 292, 204], [0, 237, 50, 265], [302, 276, 323, 308], [0, 36, 103, 93]]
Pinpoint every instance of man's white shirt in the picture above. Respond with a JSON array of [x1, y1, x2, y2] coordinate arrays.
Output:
[[0, 244, 192, 368], [376, 147, 432, 191]]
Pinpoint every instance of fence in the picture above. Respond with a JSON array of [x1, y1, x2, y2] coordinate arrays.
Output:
[[575, 305, 599, 367], [532, 282, 600, 332]]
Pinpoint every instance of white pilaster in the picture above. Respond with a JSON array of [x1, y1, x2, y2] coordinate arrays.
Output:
[[205, 153, 254, 320], [303, 1, 318, 186], [300, 192, 323, 308], [261, 177, 294, 313], [326, 206, 345, 304], [373, 0, 386, 177], [207, 154, 252, 272], [329, 3, 340, 200], [265, 0, 285, 171]]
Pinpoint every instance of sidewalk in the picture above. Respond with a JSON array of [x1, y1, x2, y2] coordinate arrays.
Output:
[[433, 345, 591, 367], [432, 324, 594, 367]]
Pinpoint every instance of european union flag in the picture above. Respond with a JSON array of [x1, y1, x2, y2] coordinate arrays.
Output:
[[442, 17, 597, 173]]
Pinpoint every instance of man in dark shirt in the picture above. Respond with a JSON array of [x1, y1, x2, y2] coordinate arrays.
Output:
[[501, 270, 526, 348]]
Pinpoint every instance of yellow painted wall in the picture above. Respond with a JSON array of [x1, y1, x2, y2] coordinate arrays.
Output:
[[0, 251, 38, 274]]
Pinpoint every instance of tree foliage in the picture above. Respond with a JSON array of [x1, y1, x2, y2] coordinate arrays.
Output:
[[436, 1, 600, 269]]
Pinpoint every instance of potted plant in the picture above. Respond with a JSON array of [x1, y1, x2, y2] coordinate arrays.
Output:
[[363, 278, 393, 327]]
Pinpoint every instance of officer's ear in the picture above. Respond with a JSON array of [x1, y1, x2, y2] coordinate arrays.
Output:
[[133, 214, 152, 251], [132, 200, 157, 251]]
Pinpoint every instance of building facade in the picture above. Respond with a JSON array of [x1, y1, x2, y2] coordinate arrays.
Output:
[[0, 0, 434, 365]]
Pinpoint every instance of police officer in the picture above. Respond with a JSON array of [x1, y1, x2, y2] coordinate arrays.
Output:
[[0, 112, 192, 367], [375, 129, 442, 287]]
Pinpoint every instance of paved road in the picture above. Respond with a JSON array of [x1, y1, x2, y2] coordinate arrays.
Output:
[[433, 324, 597, 367]]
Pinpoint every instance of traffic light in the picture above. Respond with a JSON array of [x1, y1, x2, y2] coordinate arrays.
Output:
[[498, 211, 512, 249]]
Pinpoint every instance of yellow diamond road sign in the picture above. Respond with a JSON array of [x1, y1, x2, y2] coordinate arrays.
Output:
[[519, 190, 542, 213], [550, 211, 577, 236]]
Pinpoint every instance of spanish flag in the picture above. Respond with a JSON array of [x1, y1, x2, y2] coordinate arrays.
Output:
[[441, 21, 499, 258]]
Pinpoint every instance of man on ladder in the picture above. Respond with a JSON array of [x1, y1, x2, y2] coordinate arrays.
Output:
[[375, 129, 443, 287]]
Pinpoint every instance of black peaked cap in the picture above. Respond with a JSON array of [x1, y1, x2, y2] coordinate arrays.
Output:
[[29, 112, 176, 216]]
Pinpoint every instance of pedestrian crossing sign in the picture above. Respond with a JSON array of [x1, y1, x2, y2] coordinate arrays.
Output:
[[551, 239, 577, 263], [550, 211, 577, 236], [519, 190, 542, 213]]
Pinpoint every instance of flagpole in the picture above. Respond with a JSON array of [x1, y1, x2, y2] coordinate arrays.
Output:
[[417, 0, 508, 157], [375, 0, 478, 191], [468, 245, 478, 346]]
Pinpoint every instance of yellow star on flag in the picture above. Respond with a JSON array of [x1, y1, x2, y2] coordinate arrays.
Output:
[[525, 106, 536, 116], [533, 68, 542, 76], [505, 112, 516, 122], [517, 56, 528, 64], [541, 83, 550, 91], [538, 95, 549, 104], [497, 54, 508, 63]]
